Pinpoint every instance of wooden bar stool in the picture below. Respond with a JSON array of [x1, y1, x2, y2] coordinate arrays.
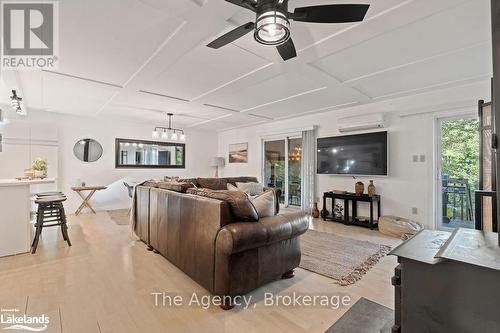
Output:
[[36, 191, 65, 197], [31, 194, 71, 254]]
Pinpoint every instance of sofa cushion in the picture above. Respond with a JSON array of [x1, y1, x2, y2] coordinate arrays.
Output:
[[156, 181, 194, 193], [236, 182, 264, 196], [226, 177, 259, 186], [141, 180, 194, 193], [142, 179, 163, 188], [217, 211, 310, 254], [177, 177, 197, 184], [187, 188, 258, 222], [227, 183, 238, 191], [250, 190, 276, 218], [196, 178, 228, 190]]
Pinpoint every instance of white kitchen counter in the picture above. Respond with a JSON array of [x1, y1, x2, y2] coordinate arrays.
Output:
[[0, 178, 56, 257], [0, 178, 56, 186]]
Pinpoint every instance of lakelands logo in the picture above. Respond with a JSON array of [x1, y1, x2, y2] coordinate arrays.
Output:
[[0, 309, 49, 331], [1, 1, 59, 70]]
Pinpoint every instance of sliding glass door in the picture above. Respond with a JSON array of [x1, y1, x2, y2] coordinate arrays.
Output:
[[263, 140, 286, 204], [263, 137, 302, 207], [437, 115, 479, 230]]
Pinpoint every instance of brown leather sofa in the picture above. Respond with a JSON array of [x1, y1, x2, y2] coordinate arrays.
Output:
[[133, 177, 310, 309], [175, 176, 282, 214]]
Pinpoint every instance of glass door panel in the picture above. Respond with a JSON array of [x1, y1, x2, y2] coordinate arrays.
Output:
[[264, 140, 286, 204], [438, 116, 479, 230], [288, 138, 302, 206], [479, 102, 496, 232]]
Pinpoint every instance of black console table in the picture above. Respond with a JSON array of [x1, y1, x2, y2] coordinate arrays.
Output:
[[322, 192, 381, 229]]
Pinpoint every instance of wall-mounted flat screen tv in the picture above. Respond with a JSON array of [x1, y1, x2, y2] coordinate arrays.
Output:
[[317, 131, 388, 176]]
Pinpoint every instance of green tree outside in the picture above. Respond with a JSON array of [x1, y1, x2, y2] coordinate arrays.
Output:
[[441, 118, 480, 189], [441, 117, 479, 222]]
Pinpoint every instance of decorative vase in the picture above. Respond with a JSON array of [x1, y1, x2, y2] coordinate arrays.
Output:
[[320, 207, 329, 218], [368, 180, 376, 197], [355, 181, 364, 196], [24, 169, 35, 178], [312, 202, 320, 218], [34, 170, 45, 178]]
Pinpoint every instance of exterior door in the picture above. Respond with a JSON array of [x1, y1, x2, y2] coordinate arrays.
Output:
[[263, 137, 302, 207], [437, 115, 480, 230]]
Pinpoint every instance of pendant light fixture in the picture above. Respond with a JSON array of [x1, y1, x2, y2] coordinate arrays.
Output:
[[152, 113, 186, 142]]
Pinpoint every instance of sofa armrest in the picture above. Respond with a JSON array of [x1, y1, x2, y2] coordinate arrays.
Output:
[[216, 211, 310, 255], [263, 186, 282, 214]]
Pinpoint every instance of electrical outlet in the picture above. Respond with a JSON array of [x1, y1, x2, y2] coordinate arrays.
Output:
[[412, 155, 419, 163], [419, 155, 426, 162], [412, 207, 418, 215]]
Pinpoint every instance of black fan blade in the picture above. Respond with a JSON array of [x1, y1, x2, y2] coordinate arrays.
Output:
[[224, 0, 257, 12], [207, 22, 255, 49], [277, 38, 297, 61], [293, 4, 369, 23]]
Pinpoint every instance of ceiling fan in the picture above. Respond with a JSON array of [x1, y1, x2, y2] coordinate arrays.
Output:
[[207, 0, 370, 61]]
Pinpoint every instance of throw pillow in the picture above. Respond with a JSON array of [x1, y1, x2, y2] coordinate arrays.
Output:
[[250, 190, 276, 218], [156, 181, 194, 193], [197, 178, 228, 190], [236, 182, 264, 196], [187, 188, 258, 222], [227, 183, 239, 191]]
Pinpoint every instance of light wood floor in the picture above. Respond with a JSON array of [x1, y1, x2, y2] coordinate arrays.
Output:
[[0, 212, 401, 333]]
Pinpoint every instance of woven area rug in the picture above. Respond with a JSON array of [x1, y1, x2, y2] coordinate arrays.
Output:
[[107, 209, 130, 226], [299, 230, 391, 286]]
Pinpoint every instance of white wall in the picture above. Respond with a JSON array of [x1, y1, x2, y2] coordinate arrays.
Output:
[[0, 110, 218, 212], [217, 82, 490, 229]]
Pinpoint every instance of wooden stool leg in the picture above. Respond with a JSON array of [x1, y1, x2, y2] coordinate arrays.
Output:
[[62, 224, 71, 246], [60, 206, 71, 247], [31, 225, 43, 254], [31, 206, 44, 253], [32, 208, 42, 248]]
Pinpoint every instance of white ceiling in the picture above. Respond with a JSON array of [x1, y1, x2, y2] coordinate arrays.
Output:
[[0, 0, 493, 131]]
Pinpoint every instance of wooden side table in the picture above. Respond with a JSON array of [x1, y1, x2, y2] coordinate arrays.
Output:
[[71, 185, 107, 215]]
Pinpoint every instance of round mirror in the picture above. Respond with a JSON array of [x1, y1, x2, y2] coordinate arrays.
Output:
[[73, 139, 103, 162]]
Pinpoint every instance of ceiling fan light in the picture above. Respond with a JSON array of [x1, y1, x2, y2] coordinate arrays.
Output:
[[255, 10, 290, 46]]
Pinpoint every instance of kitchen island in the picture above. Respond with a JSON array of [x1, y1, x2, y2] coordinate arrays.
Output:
[[0, 178, 56, 257]]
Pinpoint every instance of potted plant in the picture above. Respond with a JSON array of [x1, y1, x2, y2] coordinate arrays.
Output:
[[32, 158, 47, 178]]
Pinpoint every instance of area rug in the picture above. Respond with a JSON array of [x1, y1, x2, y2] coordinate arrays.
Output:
[[299, 230, 391, 285], [325, 297, 393, 333], [107, 209, 130, 226]]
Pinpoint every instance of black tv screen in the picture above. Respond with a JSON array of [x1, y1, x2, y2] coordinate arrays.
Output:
[[317, 131, 388, 175]]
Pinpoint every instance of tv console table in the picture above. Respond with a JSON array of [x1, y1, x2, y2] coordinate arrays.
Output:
[[322, 191, 381, 229]]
